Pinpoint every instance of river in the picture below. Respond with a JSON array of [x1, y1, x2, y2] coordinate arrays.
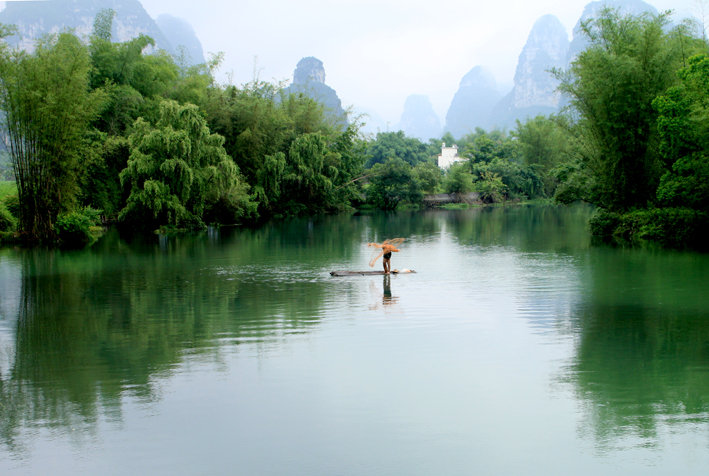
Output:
[[1, 204, 708, 475]]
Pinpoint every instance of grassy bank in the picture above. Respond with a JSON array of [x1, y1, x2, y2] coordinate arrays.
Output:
[[0, 181, 16, 200], [0, 182, 17, 242]]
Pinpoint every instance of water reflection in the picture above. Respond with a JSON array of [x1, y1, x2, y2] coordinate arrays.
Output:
[[0, 217, 367, 454], [382, 275, 395, 305], [1, 205, 708, 471], [565, 248, 709, 450], [441, 204, 593, 251], [368, 274, 399, 311]]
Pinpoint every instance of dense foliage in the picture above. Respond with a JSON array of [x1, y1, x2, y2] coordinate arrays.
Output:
[[435, 129, 548, 202], [367, 157, 423, 210], [555, 8, 709, 249], [119, 99, 255, 230], [365, 131, 432, 168], [0, 7, 706, 251], [0, 27, 106, 241], [0, 200, 14, 232], [654, 54, 709, 211], [0, 10, 366, 243]]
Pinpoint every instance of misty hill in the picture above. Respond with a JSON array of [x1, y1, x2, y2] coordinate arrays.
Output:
[[567, 0, 658, 62], [490, 14, 569, 130], [0, 0, 203, 65], [444, 66, 501, 138], [358, 109, 388, 136], [282, 57, 348, 128], [396, 95, 441, 141], [155, 14, 205, 65], [443, 0, 660, 134]]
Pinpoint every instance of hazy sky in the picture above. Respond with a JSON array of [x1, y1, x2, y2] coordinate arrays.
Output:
[[138, 0, 702, 126]]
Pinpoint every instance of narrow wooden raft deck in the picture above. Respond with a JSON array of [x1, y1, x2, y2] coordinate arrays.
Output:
[[330, 269, 416, 276]]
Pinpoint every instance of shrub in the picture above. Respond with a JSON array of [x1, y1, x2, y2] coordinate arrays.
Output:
[[590, 207, 709, 250], [443, 163, 474, 194], [2, 194, 19, 218], [472, 171, 507, 203], [589, 209, 621, 238], [55, 207, 102, 248], [656, 152, 709, 210], [0, 202, 15, 232], [631, 208, 709, 250], [204, 190, 258, 225]]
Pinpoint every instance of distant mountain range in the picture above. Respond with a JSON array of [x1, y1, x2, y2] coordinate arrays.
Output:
[[0, 0, 678, 140], [487, 0, 658, 131], [402, 0, 661, 140], [0, 0, 204, 64]]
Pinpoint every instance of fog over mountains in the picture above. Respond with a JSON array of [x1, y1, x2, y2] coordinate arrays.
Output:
[[444, 66, 502, 139], [315, 0, 665, 139], [405, 0, 661, 140], [0, 0, 204, 64], [395, 95, 441, 141], [0, 0, 697, 141]]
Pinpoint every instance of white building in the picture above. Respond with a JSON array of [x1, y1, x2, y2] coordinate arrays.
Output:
[[437, 143, 467, 169]]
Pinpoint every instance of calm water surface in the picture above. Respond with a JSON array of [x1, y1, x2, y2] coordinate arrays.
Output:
[[1, 205, 708, 475]]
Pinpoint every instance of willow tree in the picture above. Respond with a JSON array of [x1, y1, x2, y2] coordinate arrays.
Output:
[[119, 99, 255, 230], [0, 29, 105, 241]]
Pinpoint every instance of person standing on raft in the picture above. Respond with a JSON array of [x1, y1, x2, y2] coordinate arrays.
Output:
[[368, 238, 404, 274]]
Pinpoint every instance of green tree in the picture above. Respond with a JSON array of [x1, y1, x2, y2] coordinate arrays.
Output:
[[367, 157, 422, 210], [656, 153, 709, 209], [167, 53, 221, 109], [472, 171, 508, 204], [513, 115, 573, 196], [460, 129, 516, 164], [442, 162, 473, 194], [89, 9, 212, 135], [205, 81, 365, 217], [89, 31, 179, 135], [440, 131, 456, 146], [78, 134, 131, 218], [119, 99, 254, 230], [0, 30, 106, 241], [413, 161, 443, 193], [470, 157, 543, 200], [92, 8, 115, 42], [327, 119, 368, 206], [205, 81, 326, 187], [654, 54, 709, 210], [281, 132, 337, 215], [0, 201, 15, 232], [556, 8, 704, 211], [365, 131, 431, 168], [451, 128, 543, 200]]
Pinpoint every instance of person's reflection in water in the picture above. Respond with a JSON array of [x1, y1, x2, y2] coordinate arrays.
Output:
[[368, 275, 399, 310], [382, 274, 397, 306]]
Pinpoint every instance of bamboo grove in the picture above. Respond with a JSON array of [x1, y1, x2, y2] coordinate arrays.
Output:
[[0, 8, 707, 249]]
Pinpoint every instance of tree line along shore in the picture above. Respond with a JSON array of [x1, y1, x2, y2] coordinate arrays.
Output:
[[0, 8, 707, 250]]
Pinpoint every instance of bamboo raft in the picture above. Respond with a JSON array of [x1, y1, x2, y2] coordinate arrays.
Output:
[[330, 269, 416, 277]]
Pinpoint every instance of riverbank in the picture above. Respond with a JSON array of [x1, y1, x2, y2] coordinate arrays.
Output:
[[0, 180, 14, 199]]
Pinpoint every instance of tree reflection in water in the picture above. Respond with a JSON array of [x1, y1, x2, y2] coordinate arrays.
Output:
[[565, 249, 709, 450], [0, 217, 364, 455]]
